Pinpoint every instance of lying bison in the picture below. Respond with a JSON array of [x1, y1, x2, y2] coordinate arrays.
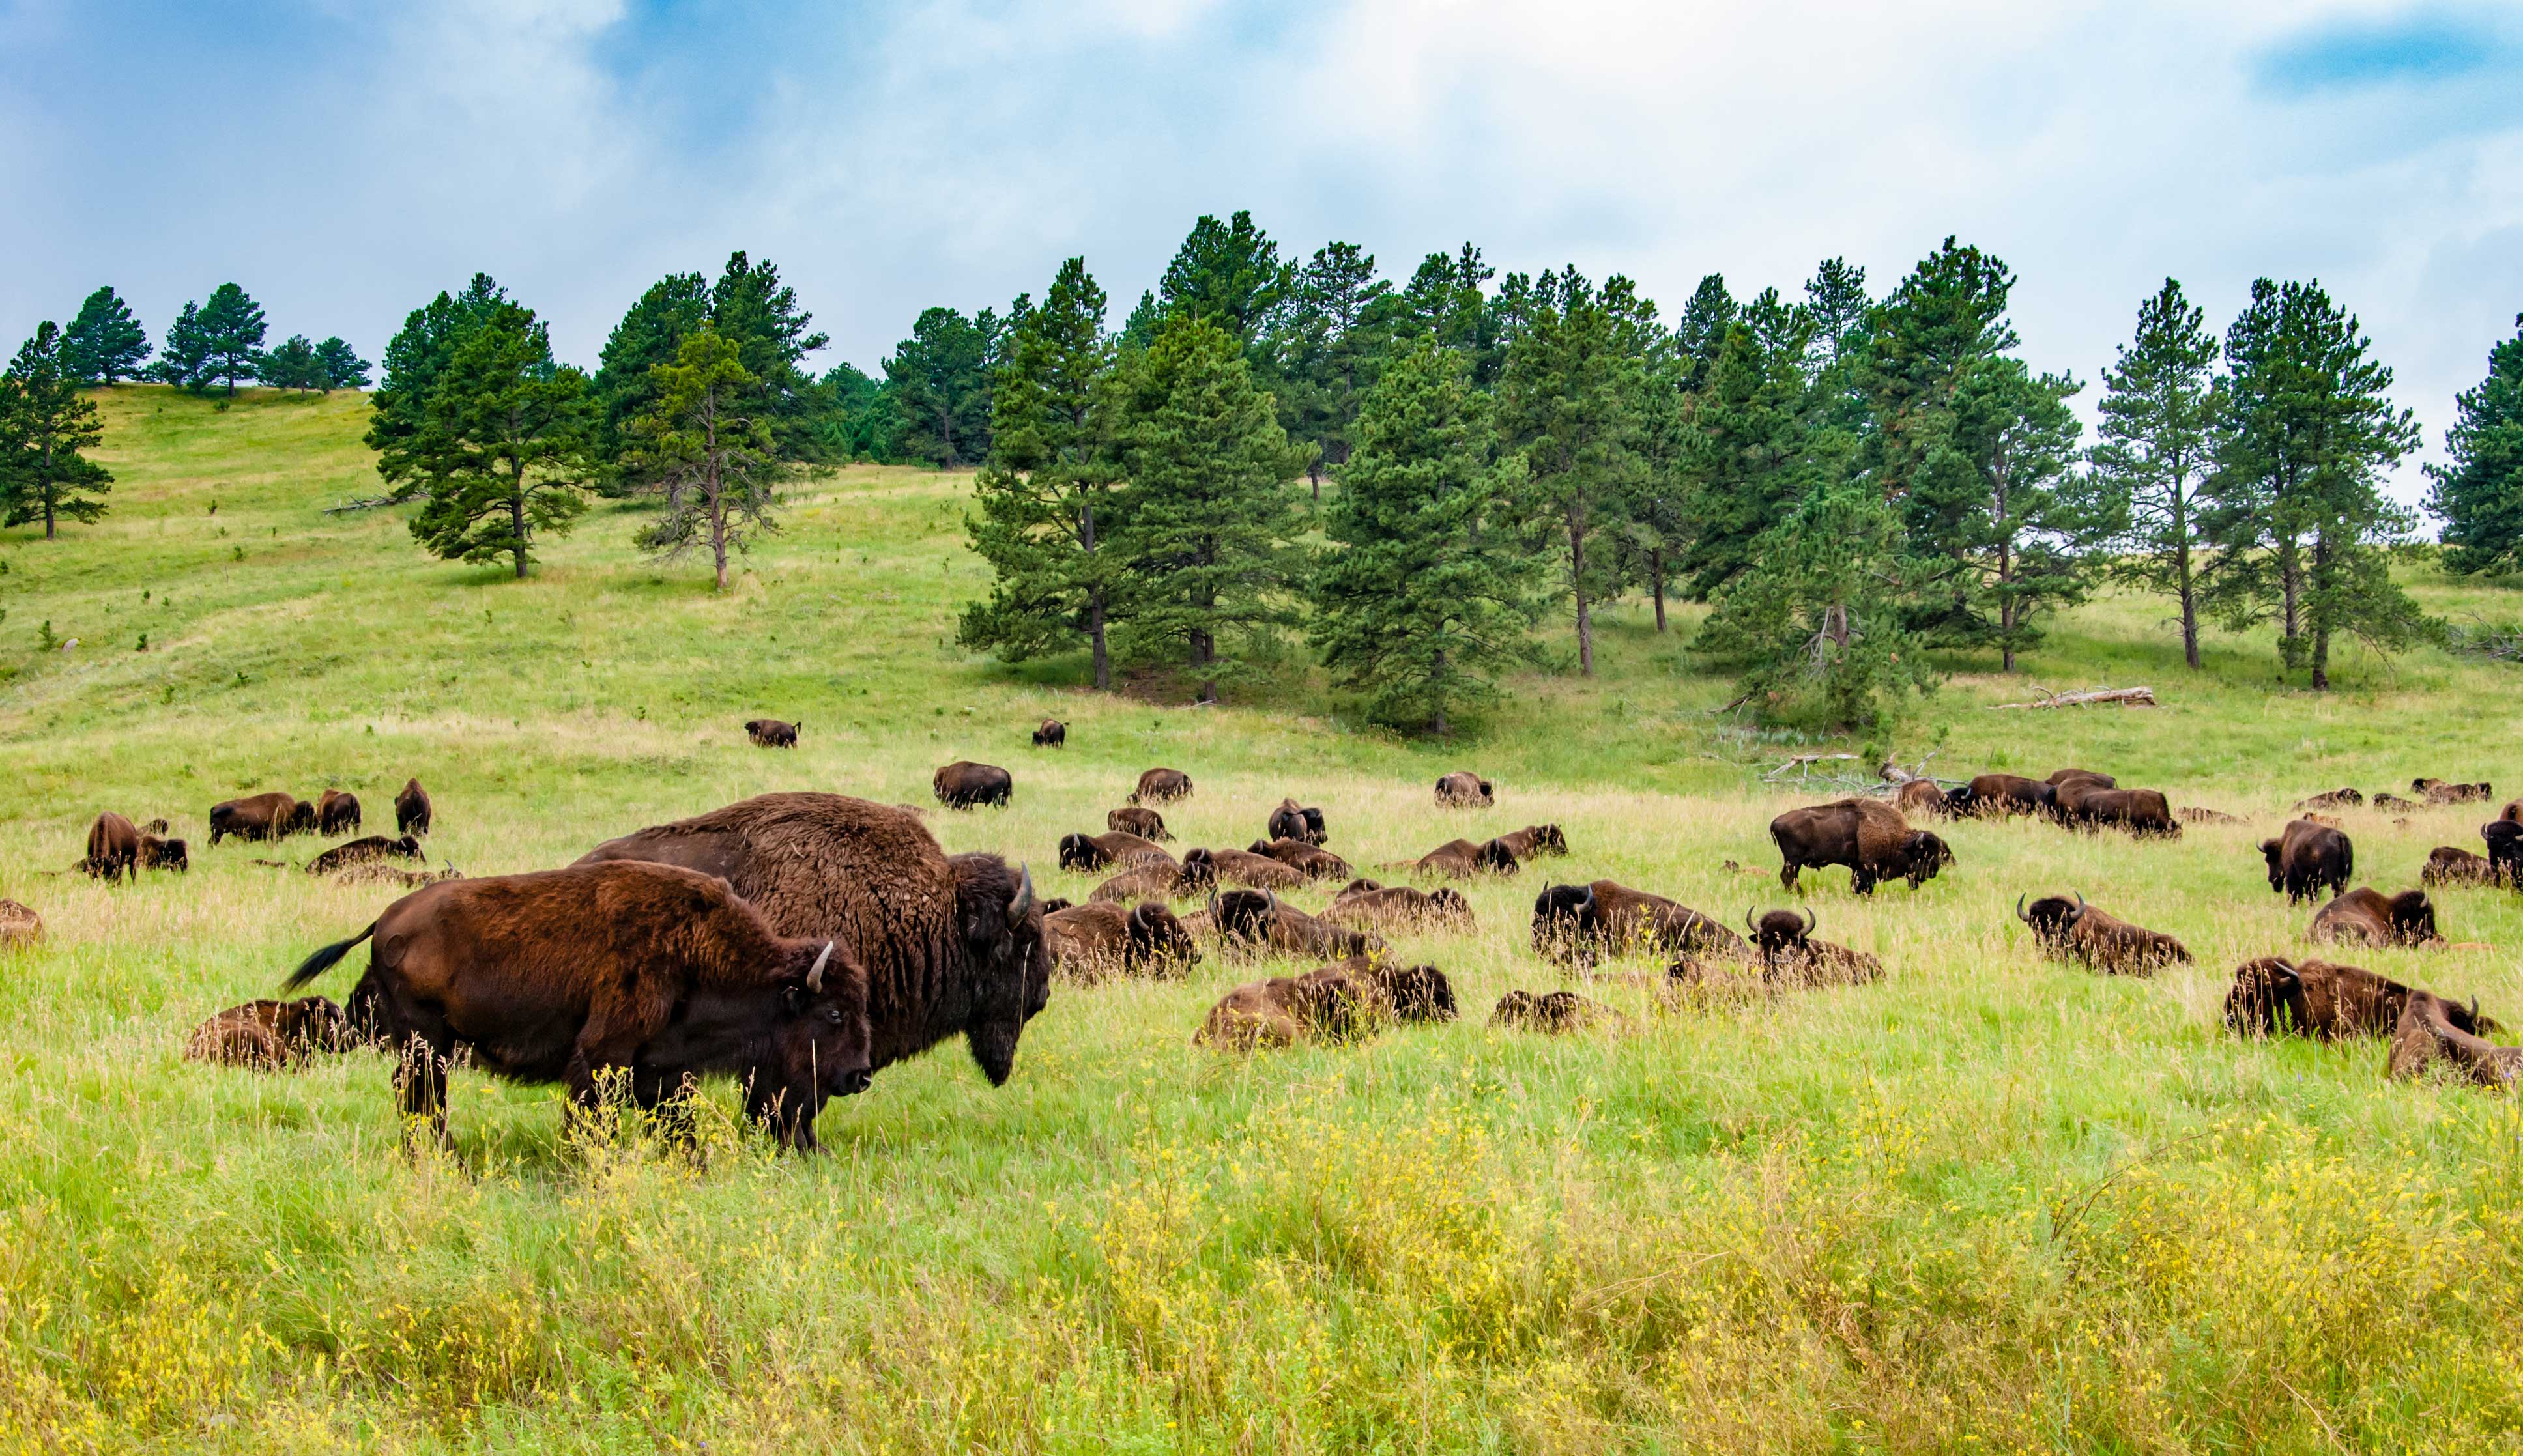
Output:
[[1410, 838, 1519, 879], [1108, 806, 1170, 841], [934, 761, 1014, 810], [2311, 886, 2441, 948], [1532, 881, 1747, 965], [1963, 773, 2057, 819], [184, 996, 356, 1069], [1058, 831, 1175, 873], [2416, 777, 2494, 805], [285, 861, 874, 1150], [1130, 767, 1193, 805], [1181, 846, 1312, 892], [2224, 957, 2492, 1042], [317, 790, 362, 836], [576, 793, 1050, 1088], [2390, 991, 2522, 1088], [1740, 906, 1882, 986], [306, 835, 425, 877], [746, 718, 800, 749], [396, 778, 433, 837], [1490, 989, 1621, 1035], [1434, 772, 1494, 808], [2296, 787, 2364, 810], [1895, 780, 1952, 818], [1493, 823, 1568, 858], [1325, 883, 1477, 933], [2017, 892, 2190, 975], [1202, 889, 1382, 961], [2054, 783, 2180, 838], [1770, 799, 1952, 896], [0, 899, 41, 947], [1032, 719, 1066, 749], [2423, 845, 2507, 887], [209, 792, 305, 846], [1196, 957, 1456, 1051], [2262, 818, 2353, 903], [1089, 861, 1199, 904], [1247, 837, 1349, 881], [1043, 901, 1198, 981], [1267, 799, 1328, 846]]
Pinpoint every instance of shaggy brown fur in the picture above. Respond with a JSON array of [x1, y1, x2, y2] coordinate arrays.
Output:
[[2311, 886, 2441, 948], [2389, 991, 2522, 1088], [1493, 824, 1568, 858], [1196, 956, 1456, 1051], [1434, 771, 1493, 808], [1044, 901, 1200, 982], [1531, 881, 1750, 964], [184, 997, 355, 1069], [2415, 778, 2494, 805], [1965, 773, 2058, 818], [1324, 885, 1477, 933], [1089, 862, 1198, 904], [2017, 893, 2190, 975], [1267, 799, 1328, 846], [934, 761, 1014, 809], [1183, 847, 1310, 892], [1770, 798, 1952, 895], [2054, 784, 2181, 838], [1247, 837, 1351, 881], [1409, 837, 1518, 879], [306, 835, 425, 876], [2423, 845, 2507, 887], [396, 778, 433, 836], [2047, 769, 2116, 790], [0, 900, 42, 947], [1130, 768, 1193, 804], [746, 718, 801, 749], [209, 792, 303, 846], [317, 790, 362, 836], [1058, 831, 1176, 873], [1201, 889, 1383, 961], [2261, 818, 2354, 903], [2223, 957, 2490, 1041], [1107, 806, 1170, 841], [575, 792, 1050, 1087], [1894, 780, 1952, 818]]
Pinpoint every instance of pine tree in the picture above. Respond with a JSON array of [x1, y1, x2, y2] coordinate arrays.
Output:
[[397, 300, 593, 578], [1274, 241, 1398, 496], [626, 328, 779, 592], [1675, 319, 1824, 599], [1400, 244, 1502, 384], [884, 307, 994, 467], [591, 272, 710, 481], [0, 322, 115, 538], [1156, 211, 1290, 349], [960, 259, 1127, 686], [816, 362, 895, 461], [196, 283, 267, 394], [1802, 257, 1871, 376], [262, 335, 321, 392], [2205, 278, 2421, 688], [2427, 313, 2523, 577], [315, 337, 371, 390], [1311, 339, 1542, 733], [150, 301, 212, 392], [59, 287, 151, 384], [2092, 279, 2221, 668], [1108, 316, 1303, 702], [1673, 273, 1737, 391], [368, 274, 510, 473]]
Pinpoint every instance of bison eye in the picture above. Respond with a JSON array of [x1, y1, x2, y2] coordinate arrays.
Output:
[[824, 1007, 844, 1024]]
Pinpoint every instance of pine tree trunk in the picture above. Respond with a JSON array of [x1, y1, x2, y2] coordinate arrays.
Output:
[[44, 492, 55, 541], [1432, 648, 1448, 737], [512, 484, 528, 579], [706, 408, 729, 592], [1569, 511, 1592, 677], [1089, 592, 1110, 692], [2309, 532, 2331, 691], [2278, 535, 2301, 664], [1651, 550, 1666, 632], [2174, 492, 2199, 669]]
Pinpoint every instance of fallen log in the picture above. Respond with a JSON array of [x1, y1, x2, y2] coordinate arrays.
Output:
[[1990, 686, 2157, 711]]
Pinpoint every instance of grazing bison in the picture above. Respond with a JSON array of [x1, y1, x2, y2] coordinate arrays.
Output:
[[1964, 773, 2058, 819], [746, 718, 800, 749], [316, 790, 362, 836], [1267, 798, 1329, 846], [2047, 769, 2116, 791], [1058, 831, 1175, 874], [1490, 989, 1621, 1035], [1494, 823, 1569, 858], [1247, 837, 1350, 881], [1532, 881, 1748, 964], [934, 761, 1014, 810], [2262, 819, 2354, 903], [1032, 719, 1066, 749], [1770, 799, 1952, 895], [2415, 778, 2493, 805], [284, 861, 874, 1150], [209, 792, 303, 846], [2483, 820, 2523, 883], [1203, 889, 1383, 961], [0, 900, 41, 947], [1130, 768, 1193, 805], [184, 997, 356, 1069], [2224, 956, 2492, 1042], [2311, 886, 2442, 948], [2016, 892, 2190, 975], [83, 812, 141, 881], [1196, 957, 1456, 1051], [1895, 780, 1952, 818], [1108, 806, 1170, 841], [2296, 787, 2364, 810], [306, 835, 425, 877], [575, 793, 1050, 1088], [1043, 901, 1199, 981], [1434, 771, 1494, 808], [1411, 838, 1519, 879], [1089, 861, 1198, 904], [1183, 846, 1312, 893], [2423, 845, 2506, 888], [2054, 783, 2181, 838], [2390, 991, 2522, 1089], [396, 778, 433, 837], [1325, 884, 1477, 933]]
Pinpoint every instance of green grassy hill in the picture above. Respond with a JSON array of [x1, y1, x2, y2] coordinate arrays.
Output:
[[3, 386, 2520, 1451]]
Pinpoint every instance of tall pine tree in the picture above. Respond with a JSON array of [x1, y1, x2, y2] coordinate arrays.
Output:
[[626, 328, 780, 591], [315, 337, 371, 390], [1274, 240, 1397, 495], [394, 300, 594, 578], [368, 274, 510, 476], [196, 283, 267, 394], [1156, 211, 1290, 350], [884, 307, 994, 468], [2427, 313, 2523, 577], [59, 287, 151, 385], [0, 322, 114, 539], [150, 301, 212, 392], [2092, 279, 2221, 668]]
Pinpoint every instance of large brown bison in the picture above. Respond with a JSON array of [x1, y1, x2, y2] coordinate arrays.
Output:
[[2310, 886, 2442, 948], [396, 778, 433, 837], [1434, 771, 1494, 808], [1325, 883, 1477, 933], [1058, 831, 1175, 873], [1247, 837, 1350, 881], [2262, 819, 2353, 903], [1770, 799, 1952, 895], [1031, 719, 1066, 749], [209, 792, 304, 846], [1130, 767, 1193, 805], [1490, 989, 1621, 1035], [1267, 799, 1328, 846], [2053, 783, 2180, 838], [2423, 845, 2507, 888], [1410, 837, 1519, 879], [1493, 823, 1569, 858], [1108, 806, 1170, 841], [1961, 773, 2058, 818], [1183, 846, 1311, 892], [316, 790, 362, 836], [2389, 991, 2522, 1088], [2015, 892, 2190, 975], [1532, 881, 1748, 964], [746, 718, 800, 749], [934, 761, 1014, 810], [2415, 778, 2494, 805], [1202, 889, 1383, 961], [306, 835, 425, 876], [575, 793, 1050, 1089], [1196, 956, 1456, 1051], [2224, 957, 2492, 1042], [1043, 901, 1199, 981], [284, 861, 874, 1150], [2483, 820, 2523, 883], [184, 997, 356, 1069]]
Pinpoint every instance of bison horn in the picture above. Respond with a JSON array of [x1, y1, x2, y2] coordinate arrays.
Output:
[[807, 940, 834, 993], [1745, 906, 1760, 934], [2072, 892, 2087, 921], [2015, 892, 2030, 923], [1006, 865, 1034, 928], [1800, 905, 1817, 937]]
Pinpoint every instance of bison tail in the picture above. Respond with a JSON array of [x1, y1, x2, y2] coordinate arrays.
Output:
[[284, 921, 378, 990]]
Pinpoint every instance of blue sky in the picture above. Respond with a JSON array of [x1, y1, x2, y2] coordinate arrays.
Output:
[[3, 0, 2518, 501]]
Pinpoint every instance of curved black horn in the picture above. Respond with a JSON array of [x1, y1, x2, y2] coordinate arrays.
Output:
[[1005, 865, 1034, 928], [807, 940, 834, 993], [1800, 905, 1817, 937], [1746, 906, 1760, 934], [2072, 891, 2088, 921], [2015, 892, 2030, 923]]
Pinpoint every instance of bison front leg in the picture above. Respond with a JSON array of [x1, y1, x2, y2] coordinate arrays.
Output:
[[1778, 861, 1801, 892], [392, 1036, 452, 1151], [1850, 865, 1878, 896]]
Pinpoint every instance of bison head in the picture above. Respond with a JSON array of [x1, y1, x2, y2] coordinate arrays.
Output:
[[2483, 820, 2523, 876], [2386, 889, 2442, 944], [1177, 848, 1219, 888], [1530, 883, 1595, 956], [949, 855, 1048, 1086], [2223, 958, 2312, 1037], [1125, 903, 1199, 969], [755, 939, 874, 1149], [1209, 888, 1278, 943], [1746, 906, 1815, 962], [1428, 887, 1475, 923], [1058, 833, 1109, 872], [1899, 831, 1953, 885], [1475, 838, 1521, 875], [1369, 964, 1458, 1023], [2017, 892, 2083, 945], [2259, 837, 2286, 891]]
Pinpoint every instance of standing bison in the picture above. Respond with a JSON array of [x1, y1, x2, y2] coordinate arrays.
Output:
[[2310, 887, 2441, 948], [1267, 799, 1329, 846], [2016, 892, 2190, 975], [934, 761, 1014, 810], [1770, 799, 1952, 895], [1130, 768, 1193, 804], [1434, 772, 1494, 808], [85, 812, 186, 880], [317, 790, 362, 836], [1032, 719, 1067, 749], [2261, 819, 2353, 903], [396, 778, 433, 837], [1963, 774, 2058, 819], [209, 792, 305, 846], [575, 793, 1050, 1088], [746, 718, 800, 749], [283, 861, 874, 1150]]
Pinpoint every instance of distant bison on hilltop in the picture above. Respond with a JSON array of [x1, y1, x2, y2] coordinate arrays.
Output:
[[745, 718, 800, 749], [934, 761, 1014, 810]]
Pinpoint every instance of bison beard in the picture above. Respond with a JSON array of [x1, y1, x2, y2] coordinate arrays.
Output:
[[575, 792, 1050, 1087]]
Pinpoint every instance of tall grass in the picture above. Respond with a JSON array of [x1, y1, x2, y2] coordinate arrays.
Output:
[[1, 387, 2520, 1450]]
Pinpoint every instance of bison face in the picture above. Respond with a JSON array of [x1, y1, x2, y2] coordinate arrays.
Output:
[[1530, 883, 1594, 956], [1211, 889, 1276, 941], [2223, 960, 2310, 1037], [2017, 893, 2081, 945], [2483, 821, 2523, 874], [1177, 849, 1219, 888], [953, 858, 1048, 1086], [2260, 838, 2285, 891], [1748, 906, 1815, 959], [1127, 904, 1199, 968], [1901, 832, 1953, 885], [2388, 891, 2441, 944], [1476, 839, 1521, 874], [1058, 833, 1107, 872], [773, 943, 876, 1127]]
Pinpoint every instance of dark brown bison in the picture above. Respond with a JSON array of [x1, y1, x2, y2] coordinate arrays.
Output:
[[746, 718, 800, 749], [2047, 769, 2116, 791], [1183, 846, 1311, 892], [2415, 778, 2492, 805], [1532, 881, 1748, 965], [1410, 838, 1519, 879], [1490, 989, 1621, 1035], [2262, 819, 2353, 903], [1043, 901, 1199, 981], [1032, 719, 1066, 749], [1130, 767, 1193, 805], [396, 778, 433, 837], [85, 812, 186, 879], [1325, 883, 1477, 933], [315, 790, 362, 836], [306, 835, 425, 876], [2483, 820, 2523, 883], [1895, 780, 1952, 818], [2389, 991, 2522, 1089], [2311, 886, 2442, 948], [184, 997, 356, 1069], [2054, 783, 2181, 838], [2423, 845, 2507, 888], [1267, 798, 1329, 846], [284, 861, 874, 1150], [1770, 799, 1952, 895], [575, 793, 1050, 1088], [1247, 837, 1350, 881], [2224, 957, 2492, 1042], [1108, 806, 1170, 841], [1740, 906, 1882, 986], [934, 761, 1014, 810], [1058, 831, 1175, 873], [1493, 823, 1569, 858], [1963, 773, 2058, 818], [1089, 862, 1199, 904], [209, 792, 304, 846], [0, 900, 41, 947], [2296, 787, 2364, 810], [1196, 956, 1456, 1051], [1202, 889, 1383, 961], [2015, 892, 2190, 975], [1434, 771, 1494, 808]]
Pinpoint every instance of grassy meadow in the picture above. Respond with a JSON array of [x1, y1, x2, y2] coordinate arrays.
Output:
[[4, 384, 2523, 1451]]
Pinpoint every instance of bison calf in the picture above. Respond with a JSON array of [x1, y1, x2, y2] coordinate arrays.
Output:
[[185, 996, 356, 1069]]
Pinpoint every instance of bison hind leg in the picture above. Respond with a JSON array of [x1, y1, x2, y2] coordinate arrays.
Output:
[[391, 1035, 454, 1151]]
